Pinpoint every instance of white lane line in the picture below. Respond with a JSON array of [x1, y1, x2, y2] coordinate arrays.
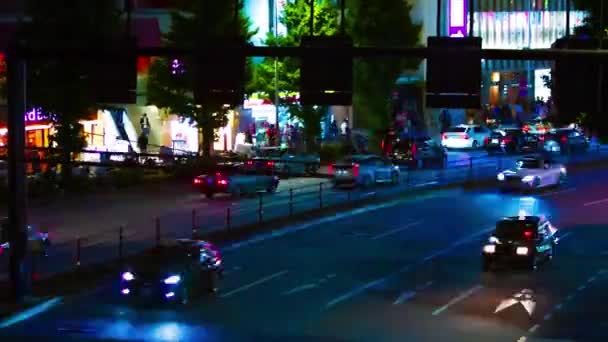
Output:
[[528, 324, 540, 333], [323, 226, 494, 310], [517, 336, 527, 342], [371, 220, 423, 240], [588, 276, 597, 283], [577, 285, 587, 292], [540, 187, 577, 197], [220, 270, 288, 298], [431, 285, 483, 316], [583, 198, 608, 207], [415, 181, 439, 187], [281, 284, 319, 296], [393, 291, 417, 305], [0, 297, 63, 328]]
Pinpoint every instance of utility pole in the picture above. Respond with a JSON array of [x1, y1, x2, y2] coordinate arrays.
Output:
[[274, 0, 280, 145], [6, 41, 29, 302]]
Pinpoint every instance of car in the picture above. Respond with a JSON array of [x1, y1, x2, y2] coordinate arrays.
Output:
[[542, 128, 589, 154], [119, 239, 223, 304], [485, 127, 540, 154], [0, 217, 51, 256], [193, 163, 279, 199], [482, 215, 558, 271], [330, 154, 400, 188], [243, 147, 320, 176], [441, 124, 491, 149], [387, 135, 447, 169], [497, 155, 567, 191]]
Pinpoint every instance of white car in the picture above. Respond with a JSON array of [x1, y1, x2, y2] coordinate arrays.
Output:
[[331, 154, 401, 188], [441, 125, 491, 149], [497, 156, 567, 191]]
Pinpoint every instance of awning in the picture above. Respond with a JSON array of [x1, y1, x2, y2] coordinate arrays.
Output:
[[132, 17, 162, 48]]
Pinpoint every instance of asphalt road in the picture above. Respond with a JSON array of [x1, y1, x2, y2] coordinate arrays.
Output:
[[2, 166, 608, 341], [1, 147, 606, 281]]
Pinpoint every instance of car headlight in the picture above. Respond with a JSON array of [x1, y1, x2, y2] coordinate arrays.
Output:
[[122, 271, 135, 281], [522, 175, 535, 182], [483, 245, 496, 254], [497, 173, 505, 181], [560, 167, 566, 174], [164, 275, 181, 285], [516, 246, 529, 255]]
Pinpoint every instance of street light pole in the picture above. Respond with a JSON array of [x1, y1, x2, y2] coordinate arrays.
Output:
[[274, 0, 280, 145]]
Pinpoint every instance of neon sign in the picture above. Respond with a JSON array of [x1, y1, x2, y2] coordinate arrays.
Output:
[[24, 108, 51, 124], [449, 0, 467, 37]]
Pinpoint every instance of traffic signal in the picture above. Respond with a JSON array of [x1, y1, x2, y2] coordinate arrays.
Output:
[[299, 35, 353, 106], [194, 38, 247, 107], [426, 37, 482, 109], [552, 37, 607, 115], [87, 36, 138, 104]]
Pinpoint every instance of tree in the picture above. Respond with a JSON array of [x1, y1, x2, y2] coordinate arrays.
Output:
[[20, 0, 124, 181], [147, 0, 256, 156], [573, 0, 608, 37], [250, 0, 339, 151], [346, 0, 421, 146]]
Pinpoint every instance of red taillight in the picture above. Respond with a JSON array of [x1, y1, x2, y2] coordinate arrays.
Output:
[[217, 179, 228, 185], [462, 134, 469, 140], [442, 134, 447, 140], [267, 161, 275, 167], [561, 136, 567, 143], [246, 161, 253, 166], [502, 137, 513, 144], [523, 125, 530, 132], [328, 163, 335, 175], [353, 164, 360, 177], [193, 178, 202, 184], [524, 231, 533, 238], [484, 137, 489, 145]]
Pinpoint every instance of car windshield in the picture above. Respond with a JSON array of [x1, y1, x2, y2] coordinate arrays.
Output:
[[495, 221, 537, 240], [517, 159, 541, 169], [447, 127, 467, 133]]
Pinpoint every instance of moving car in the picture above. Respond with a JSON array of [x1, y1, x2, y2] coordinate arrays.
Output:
[[119, 239, 223, 304], [482, 215, 558, 271], [193, 163, 279, 199], [441, 124, 491, 149], [243, 147, 320, 176], [485, 127, 540, 154], [497, 155, 567, 191], [388, 136, 447, 169], [542, 128, 589, 154], [330, 154, 400, 188], [0, 217, 51, 256]]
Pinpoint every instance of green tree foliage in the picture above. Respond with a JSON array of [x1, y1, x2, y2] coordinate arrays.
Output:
[[147, 0, 256, 156], [346, 0, 421, 142], [21, 0, 123, 181], [250, 0, 339, 151], [573, 0, 608, 37]]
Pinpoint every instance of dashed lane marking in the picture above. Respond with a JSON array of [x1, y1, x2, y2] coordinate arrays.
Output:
[[393, 281, 434, 305], [431, 285, 483, 316], [371, 220, 424, 240], [0, 297, 63, 328], [528, 324, 540, 333], [220, 270, 288, 298], [583, 198, 608, 207]]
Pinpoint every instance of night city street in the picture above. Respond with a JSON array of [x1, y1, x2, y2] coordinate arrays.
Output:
[[1, 166, 607, 342]]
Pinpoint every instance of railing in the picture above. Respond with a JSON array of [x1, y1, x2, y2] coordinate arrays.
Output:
[[1, 144, 607, 284]]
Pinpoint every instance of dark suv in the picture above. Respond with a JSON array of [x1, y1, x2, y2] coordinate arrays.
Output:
[[543, 128, 589, 154], [388, 136, 447, 169], [481, 216, 557, 271], [485, 128, 540, 154]]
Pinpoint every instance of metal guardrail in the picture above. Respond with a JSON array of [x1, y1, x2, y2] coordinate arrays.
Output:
[[1, 145, 607, 282]]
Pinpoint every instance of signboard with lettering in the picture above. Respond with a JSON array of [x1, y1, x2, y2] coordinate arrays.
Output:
[[449, 0, 467, 37], [23, 108, 52, 124]]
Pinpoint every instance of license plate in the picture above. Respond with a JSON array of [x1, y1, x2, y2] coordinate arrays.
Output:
[[492, 139, 498, 144]]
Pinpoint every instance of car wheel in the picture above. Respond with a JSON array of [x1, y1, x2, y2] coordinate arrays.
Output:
[[472, 140, 479, 149], [391, 172, 399, 184]]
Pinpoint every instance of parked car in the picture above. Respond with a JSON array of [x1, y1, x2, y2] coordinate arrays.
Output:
[[542, 128, 589, 154], [243, 147, 320, 176], [389, 136, 447, 169], [441, 124, 491, 149], [193, 163, 279, 199], [485, 127, 540, 154], [330, 154, 400, 188]]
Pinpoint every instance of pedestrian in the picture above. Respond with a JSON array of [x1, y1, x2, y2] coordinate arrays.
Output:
[[140, 113, 151, 137]]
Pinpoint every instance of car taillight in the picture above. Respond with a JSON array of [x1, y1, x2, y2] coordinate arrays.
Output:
[[328, 163, 335, 175], [523, 125, 530, 132], [217, 179, 228, 185], [561, 136, 567, 143], [442, 134, 447, 140], [524, 230, 533, 238], [267, 161, 275, 167], [462, 134, 469, 140], [353, 164, 360, 177], [246, 161, 253, 166], [193, 178, 202, 184], [502, 137, 513, 144], [484, 137, 489, 145]]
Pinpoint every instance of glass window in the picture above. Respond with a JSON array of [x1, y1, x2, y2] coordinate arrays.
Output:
[[517, 159, 541, 169], [447, 127, 467, 133]]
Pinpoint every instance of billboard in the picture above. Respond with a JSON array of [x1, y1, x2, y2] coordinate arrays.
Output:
[[449, 0, 467, 37]]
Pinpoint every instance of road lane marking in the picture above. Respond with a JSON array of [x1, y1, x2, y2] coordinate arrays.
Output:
[[432, 285, 483, 316], [577, 285, 587, 291], [393, 291, 416, 305], [517, 337, 527, 342], [281, 284, 319, 296], [372, 220, 423, 240], [220, 270, 288, 298], [588, 276, 597, 283], [414, 181, 439, 187], [0, 297, 63, 328], [323, 226, 494, 310], [583, 198, 608, 207], [539, 187, 577, 197], [528, 324, 540, 333]]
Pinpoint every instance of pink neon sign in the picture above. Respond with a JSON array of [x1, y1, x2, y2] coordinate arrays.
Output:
[[449, 0, 467, 37]]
